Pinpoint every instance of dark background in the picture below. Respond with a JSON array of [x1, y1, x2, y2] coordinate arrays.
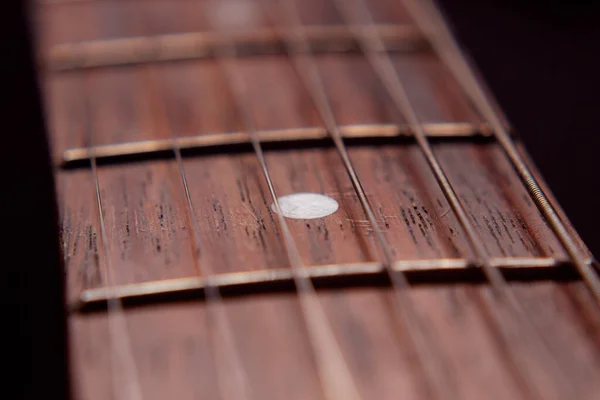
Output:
[[3, 2, 68, 399], [2, 1, 600, 398], [438, 0, 600, 255]]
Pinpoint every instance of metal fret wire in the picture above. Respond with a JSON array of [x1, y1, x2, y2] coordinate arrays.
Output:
[[76, 255, 586, 308], [144, 69, 254, 400], [61, 122, 491, 165], [401, 0, 600, 301], [332, 0, 578, 396], [47, 24, 424, 72], [84, 75, 143, 400], [210, 13, 363, 400], [268, 0, 459, 398]]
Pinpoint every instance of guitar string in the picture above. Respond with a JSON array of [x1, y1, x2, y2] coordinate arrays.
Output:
[[264, 0, 459, 398], [401, 0, 600, 390], [400, 0, 600, 302], [121, 2, 257, 396], [208, 8, 364, 400], [115, 0, 253, 394], [399, 0, 598, 394], [145, 69, 254, 400], [331, 0, 579, 396], [326, 1, 544, 397], [83, 73, 144, 400]]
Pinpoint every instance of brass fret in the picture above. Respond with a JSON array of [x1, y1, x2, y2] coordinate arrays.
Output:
[[74, 256, 588, 312], [47, 24, 426, 71], [61, 122, 493, 166]]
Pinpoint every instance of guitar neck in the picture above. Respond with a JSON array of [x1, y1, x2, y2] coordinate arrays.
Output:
[[32, 0, 600, 399]]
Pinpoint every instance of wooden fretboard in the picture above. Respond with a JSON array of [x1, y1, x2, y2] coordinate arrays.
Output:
[[34, 0, 600, 399]]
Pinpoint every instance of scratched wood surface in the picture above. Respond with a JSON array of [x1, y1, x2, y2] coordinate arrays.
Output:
[[34, 0, 600, 399]]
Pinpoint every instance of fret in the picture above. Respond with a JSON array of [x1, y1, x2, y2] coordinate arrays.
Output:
[[61, 122, 492, 166], [75, 256, 588, 312], [38, 0, 96, 4], [46, 24, 426, 71]]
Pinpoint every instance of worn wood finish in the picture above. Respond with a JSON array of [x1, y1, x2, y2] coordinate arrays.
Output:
[[35, 0, 599, 399]]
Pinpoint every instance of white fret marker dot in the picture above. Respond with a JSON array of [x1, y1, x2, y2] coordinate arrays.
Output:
[[271, 193, 339, 220]]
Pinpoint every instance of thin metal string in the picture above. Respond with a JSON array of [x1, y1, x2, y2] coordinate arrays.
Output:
[[84, 74, 143, 400], [125, 0, 255, 394], [171, 122, 254, 400], [332, 0, 505, 291], [400, 0, 600, 302], [208, 11, 363, 400], [331, 0, 579, 397], [264, 1, 461, 398], [144, 69, 254, 400]]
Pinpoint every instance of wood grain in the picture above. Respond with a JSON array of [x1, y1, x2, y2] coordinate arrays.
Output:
[[35, 0, 600, 399]]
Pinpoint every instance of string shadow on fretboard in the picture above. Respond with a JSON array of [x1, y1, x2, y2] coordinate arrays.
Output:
[[61, 135, 496, 170], [77, 263, 580, 314]]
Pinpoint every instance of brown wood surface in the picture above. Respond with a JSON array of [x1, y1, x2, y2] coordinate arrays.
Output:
[[34, 0, 599, 399]]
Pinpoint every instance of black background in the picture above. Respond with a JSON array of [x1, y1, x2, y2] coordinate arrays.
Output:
[[2, 1, 600, 398], [3, 2, 69, 399]]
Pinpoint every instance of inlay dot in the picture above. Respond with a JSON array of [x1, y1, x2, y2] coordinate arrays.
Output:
[[271, 193, 339, 220]]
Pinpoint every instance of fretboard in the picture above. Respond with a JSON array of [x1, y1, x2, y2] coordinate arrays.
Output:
[[35, 0, 600, 399]]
